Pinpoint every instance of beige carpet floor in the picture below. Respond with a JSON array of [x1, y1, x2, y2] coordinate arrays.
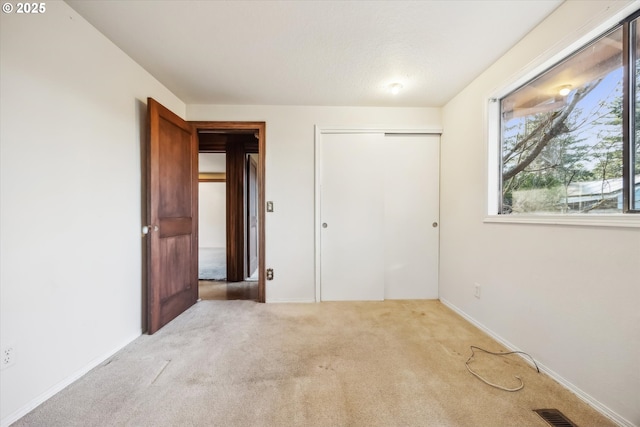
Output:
[[13, 300, 614, 427]]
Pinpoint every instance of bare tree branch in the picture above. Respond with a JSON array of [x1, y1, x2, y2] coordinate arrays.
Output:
[[502, 81, 601, 182]]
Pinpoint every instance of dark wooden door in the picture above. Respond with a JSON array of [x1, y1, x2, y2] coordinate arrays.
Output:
[[146, 98, 198, 334], [247, 155, 258, 276]]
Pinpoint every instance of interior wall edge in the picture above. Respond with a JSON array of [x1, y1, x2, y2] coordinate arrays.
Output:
[[439, 299, 635, 427]]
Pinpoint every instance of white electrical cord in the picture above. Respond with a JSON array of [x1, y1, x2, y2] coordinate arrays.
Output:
[[465, 346, 540, 392]]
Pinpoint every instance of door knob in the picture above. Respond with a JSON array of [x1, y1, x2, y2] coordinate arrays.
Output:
[[142, 225, 159, 234], [322, 223, 328, 228], [432, 222, 438, 228]]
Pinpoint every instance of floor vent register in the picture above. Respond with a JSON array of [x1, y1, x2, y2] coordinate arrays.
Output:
[[533, 409, 578, 427]]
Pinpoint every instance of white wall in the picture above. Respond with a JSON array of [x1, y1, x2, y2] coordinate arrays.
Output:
[[440, 1, 640, 426], [188, 105, 441, 302], [0, 1, 185, 424], [199, 182, 226, 248], [198, 153, 226, 248], [199, 152, 226, 173]]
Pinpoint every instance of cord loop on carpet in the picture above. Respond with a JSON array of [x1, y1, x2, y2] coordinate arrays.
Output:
[[465, 345, 540, 392]]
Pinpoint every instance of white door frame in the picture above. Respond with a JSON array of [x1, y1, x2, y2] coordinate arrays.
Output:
[[314, 126, 443, 302]]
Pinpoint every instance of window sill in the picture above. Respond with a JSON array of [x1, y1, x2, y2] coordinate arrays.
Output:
[[484, 214, 640, 228]]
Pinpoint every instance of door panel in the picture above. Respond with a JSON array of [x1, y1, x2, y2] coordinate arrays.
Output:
[[159, 119, 192, 216], [159, 235, 192, 300], [383, 134, 440, 299], [320, 133, 385, 301], [147, 98, 198, 334]]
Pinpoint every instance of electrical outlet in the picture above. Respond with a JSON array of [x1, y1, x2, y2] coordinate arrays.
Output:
[[474, 283, 481, 299], [1, 346, 15, 369]]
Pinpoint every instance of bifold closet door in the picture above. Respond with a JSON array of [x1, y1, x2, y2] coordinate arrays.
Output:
[[320, 133, 385, 301]]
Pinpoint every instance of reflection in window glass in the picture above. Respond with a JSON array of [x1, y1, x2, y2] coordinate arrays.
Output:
[[500, 28, 624, 214], [634, 18, 640, 210]]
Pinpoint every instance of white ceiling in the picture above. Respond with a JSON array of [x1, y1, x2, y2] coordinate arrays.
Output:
[[66, 0, 563, 108]]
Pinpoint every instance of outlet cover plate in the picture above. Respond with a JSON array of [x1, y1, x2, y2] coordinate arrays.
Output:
[[1, 346, 15, 370]]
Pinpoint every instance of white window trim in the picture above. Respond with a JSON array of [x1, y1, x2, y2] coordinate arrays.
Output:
[[485, 1, 640, 229], [484, 214, 640, 228]]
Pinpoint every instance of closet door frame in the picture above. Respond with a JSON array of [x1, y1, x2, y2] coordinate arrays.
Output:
[[314, 126, 443, 302]]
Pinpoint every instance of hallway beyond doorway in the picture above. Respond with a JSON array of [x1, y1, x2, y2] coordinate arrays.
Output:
[[198, 280, 258, 301]]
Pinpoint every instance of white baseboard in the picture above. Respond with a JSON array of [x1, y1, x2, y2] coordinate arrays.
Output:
[[439, 298, 636, 427], [266, 298, 315, 303], [1, 330, 142, 427]]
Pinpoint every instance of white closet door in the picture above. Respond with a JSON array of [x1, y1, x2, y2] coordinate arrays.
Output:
[[383, 134, 440, 299], [320, 133, 385, 301]]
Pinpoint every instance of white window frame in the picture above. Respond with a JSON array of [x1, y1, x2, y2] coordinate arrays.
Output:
[[485, 2, 640, 228]]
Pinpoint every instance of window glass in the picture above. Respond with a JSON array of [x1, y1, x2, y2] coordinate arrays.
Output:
[[634, 18, 640, 210], [500, 28, 624, 214]]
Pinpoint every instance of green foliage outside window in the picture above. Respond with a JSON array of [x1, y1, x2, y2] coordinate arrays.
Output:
[[499, 19, 640, 214]]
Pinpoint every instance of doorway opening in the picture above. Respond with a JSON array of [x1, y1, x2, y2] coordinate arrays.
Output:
[[192, 122, 266, 302]]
